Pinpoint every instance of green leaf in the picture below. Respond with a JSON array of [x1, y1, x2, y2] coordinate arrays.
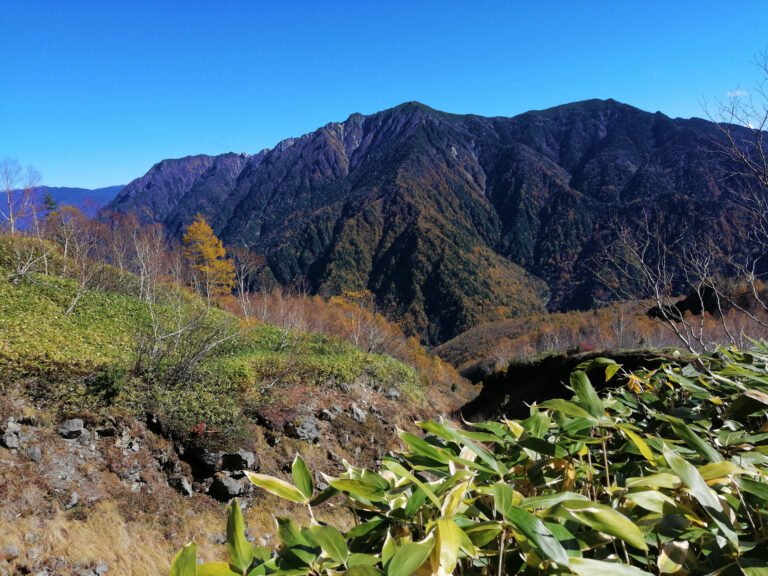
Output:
[[671, 423, 722, 463], [544, 522, 582, 558], [576, 357, 621, 381], [625, 490, 682, 514], [345, 566, 383, 576], [227, 499, 254, 574], [381, 531, 399, 568], [570, 370, 605, 421], [399, 431, 451, 464], [521, 492, 588, 510], [539, 398, 596, 420], [440, 478, 471, 518], [625, 473, 682, 490], [556, 499, 648, 551], [738, 558, 768, 576], [492, 482, 522, 518], [417, 420, 507, 476], [663, 445, 738, 547], [348, 554, 380, 567], [494, 485, 569, 565], [346, 518, 388, 539], [309, 486, 338, 507], [386, 535, 434, 576], [739, 477, 768, 500], [307, 525, 348, 564], [245, 472, 306, 504], [170, 543, 198, 576], [405, 486, 428, 517], [252, 547, 271, 565], [433, 519, 464, 575], [618, 424, 656, 463], [463, 521, 503, 547], [292, 454, 314, 501], [569, 558, 654, 576], [382, 461, 442, 508], [276, 517, 310, 548], [698, 461, 745, 481], [657, 541, 689, 574], [275, 518, 316, 567], [330, 478, 387, 502], [198, 563, 241, 576]]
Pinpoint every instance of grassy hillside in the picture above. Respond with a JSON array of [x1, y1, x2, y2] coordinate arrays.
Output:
[[0, 254, 423, 446]]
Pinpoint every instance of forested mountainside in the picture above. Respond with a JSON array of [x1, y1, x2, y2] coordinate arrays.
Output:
[[106, 99, 749, 343]]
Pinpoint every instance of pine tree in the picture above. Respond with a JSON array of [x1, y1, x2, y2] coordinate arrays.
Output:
[[182, 214, 235, 301]]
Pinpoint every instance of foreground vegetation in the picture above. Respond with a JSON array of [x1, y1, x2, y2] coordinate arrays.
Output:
[[173, 345, 768, 575]]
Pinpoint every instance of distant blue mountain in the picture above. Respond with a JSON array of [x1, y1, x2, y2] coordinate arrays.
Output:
[[36, 185, 124, 215], [2, 184, 124, 229]]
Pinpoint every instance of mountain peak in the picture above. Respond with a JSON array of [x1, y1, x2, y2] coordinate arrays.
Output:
[[388, 101, 442, 114], [536, 97, 641, 114]]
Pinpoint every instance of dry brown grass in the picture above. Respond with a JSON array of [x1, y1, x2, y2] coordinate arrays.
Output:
[[0, 494, 354, 575], [1, 500, 214, 575]]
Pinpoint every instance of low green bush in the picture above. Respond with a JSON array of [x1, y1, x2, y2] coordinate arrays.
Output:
[[171, 345, 768, 575]]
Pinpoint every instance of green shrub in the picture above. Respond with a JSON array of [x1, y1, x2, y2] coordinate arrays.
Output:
[[171, 345, 768, 575]]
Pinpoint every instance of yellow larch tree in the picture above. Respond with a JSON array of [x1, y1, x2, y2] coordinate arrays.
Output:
[[182, 214, 235, 302]]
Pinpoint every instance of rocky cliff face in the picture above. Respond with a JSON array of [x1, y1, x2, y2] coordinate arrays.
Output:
[[106, 99, 746, 343]]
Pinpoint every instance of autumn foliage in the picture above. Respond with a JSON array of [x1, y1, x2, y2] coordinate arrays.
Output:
[[220, 288, 465, 391], [182, 214, 235, 300]]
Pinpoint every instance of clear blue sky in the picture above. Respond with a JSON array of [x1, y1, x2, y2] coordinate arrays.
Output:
[[2, 1, 767, 188]]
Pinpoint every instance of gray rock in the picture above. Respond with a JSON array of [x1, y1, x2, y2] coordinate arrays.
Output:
[[95, 562, 109, 574], [26, 446, 42, 462], [192, 449, 223, 476], [288, 417, 321, 443], [1, 545, 19, 560], [5, 420, 21, 434], [1, 432, 19, 449], [78, 429, 93, 446], [66, 491, 79, 509], [350, 403, 367, 423], [45, 557, 67, 572], [171, 475, 194, 497], [209, 475, 242, 501], [58, 419, 84, 439], [384, 388, 401, 400], [221, 449, 258, 472], [318, 409, 336, 422]]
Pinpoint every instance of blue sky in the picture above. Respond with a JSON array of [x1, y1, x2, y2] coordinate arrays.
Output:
[[2, 1, 767, 188]]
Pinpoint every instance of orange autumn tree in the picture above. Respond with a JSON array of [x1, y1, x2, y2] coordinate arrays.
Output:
[[182, 214, 235, 302]]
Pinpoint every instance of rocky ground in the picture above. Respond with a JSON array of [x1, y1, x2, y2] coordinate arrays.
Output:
[[0, 378, 471, 575]]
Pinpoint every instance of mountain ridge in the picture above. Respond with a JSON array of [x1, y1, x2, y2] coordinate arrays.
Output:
[[105, 99, 748, 343]]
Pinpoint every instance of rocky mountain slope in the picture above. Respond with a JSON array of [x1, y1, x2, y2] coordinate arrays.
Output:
[[106, 99, 747, 343], [0, 235, 472, 575]]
